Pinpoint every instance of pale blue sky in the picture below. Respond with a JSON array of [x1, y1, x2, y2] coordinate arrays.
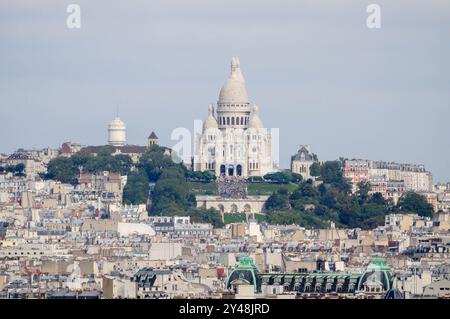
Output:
[[0, 1, 449, 181]]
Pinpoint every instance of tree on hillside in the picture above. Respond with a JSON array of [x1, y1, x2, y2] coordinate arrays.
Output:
[[151, 166, 192, 215], [265, 188, 290, 210], [46, 157, 78, 184], [320, 161, 351, 193], [113, 154, 133, 175], [123, 171, 149, 205], [139, 145, 177, 182], [310, 162, 321, 177], [290, 173, 303, 183], [396, 191, 434, 217], [370, 192, 386, 205], [357, 181, 371, 204]]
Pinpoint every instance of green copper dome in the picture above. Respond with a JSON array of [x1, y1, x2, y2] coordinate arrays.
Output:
[[357, 258, 393, 292], [225, 257, 260, 292]]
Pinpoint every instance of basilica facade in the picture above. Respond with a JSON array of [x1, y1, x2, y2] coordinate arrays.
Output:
[[195, 58, 274, 178]]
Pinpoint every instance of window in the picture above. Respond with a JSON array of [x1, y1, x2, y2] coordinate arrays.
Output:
[[231, 117, 235, 125], [227, 117, 230, 125]]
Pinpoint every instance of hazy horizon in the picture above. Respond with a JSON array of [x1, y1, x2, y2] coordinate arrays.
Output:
[[1, 1, 449, 181]]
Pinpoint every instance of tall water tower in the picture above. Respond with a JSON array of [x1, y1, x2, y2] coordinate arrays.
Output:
[[108, 117, 126, 146]]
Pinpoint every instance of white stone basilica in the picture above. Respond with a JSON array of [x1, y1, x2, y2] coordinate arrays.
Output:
[[195, 57, 274, 178]]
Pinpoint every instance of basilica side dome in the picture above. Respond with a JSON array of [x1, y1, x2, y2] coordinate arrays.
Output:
[[248, 105, 264, 129], [203, 104, 218, 130]]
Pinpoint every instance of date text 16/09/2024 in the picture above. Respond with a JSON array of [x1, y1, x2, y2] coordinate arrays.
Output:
[[179, 303, 270, 317]]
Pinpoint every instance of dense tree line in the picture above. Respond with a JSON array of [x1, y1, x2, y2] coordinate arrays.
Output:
[[185, 170, 216, 183], [247, 172, 302, 184], [396, 191, 434, 217], [46, 150, 132, 184], [263, 172, 302, 184]]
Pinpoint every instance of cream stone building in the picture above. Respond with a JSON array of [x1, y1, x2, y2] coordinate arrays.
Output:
[[195, 57, 274, 177], [196, 194, 269, 216], [343, 159, 433, 195]]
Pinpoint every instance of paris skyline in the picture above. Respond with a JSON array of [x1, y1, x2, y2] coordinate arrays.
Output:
[[0, 0, 449, 181]]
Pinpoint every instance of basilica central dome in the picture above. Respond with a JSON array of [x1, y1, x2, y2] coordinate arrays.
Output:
[[216, 57, 252, 129], [218, 57, 250, 106]]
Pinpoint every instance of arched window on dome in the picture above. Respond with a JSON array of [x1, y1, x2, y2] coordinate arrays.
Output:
[[219, 117, 222, 125], [227, 117, 230, 125], [240, 117, 244, 125], [231, 117, 235, 125]]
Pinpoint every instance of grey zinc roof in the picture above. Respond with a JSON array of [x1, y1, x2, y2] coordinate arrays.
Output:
[[291, 146, 314, 161]]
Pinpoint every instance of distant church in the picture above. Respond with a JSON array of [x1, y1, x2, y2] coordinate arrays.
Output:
[[195, 58, 274, 178]]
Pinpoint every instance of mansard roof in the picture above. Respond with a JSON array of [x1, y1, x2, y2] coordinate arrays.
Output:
[[291, 145, 314, 161]]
